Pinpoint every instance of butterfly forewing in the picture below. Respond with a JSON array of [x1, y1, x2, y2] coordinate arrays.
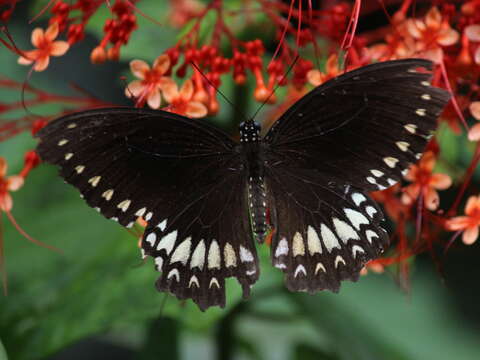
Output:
[[36, 107, 260, 309], [265, 59, 451, 192]]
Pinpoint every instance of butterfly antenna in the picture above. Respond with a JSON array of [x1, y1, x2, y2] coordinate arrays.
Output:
[[190, 61, 249, 122], [249, 55, 299, 121]]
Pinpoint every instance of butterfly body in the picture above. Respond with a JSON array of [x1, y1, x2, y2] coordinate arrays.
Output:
[[36, 59, 450, 310]]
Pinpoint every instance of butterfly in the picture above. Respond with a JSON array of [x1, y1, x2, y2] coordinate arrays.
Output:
[[36, 59, 450, 310]]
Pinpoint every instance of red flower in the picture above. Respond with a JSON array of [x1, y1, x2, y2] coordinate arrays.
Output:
[[0, 157, 23, 212], [465, 24, 480, 65], [468, 101, 480, 141], [17, 22, 70, 72], [446, 195, 480, 245], [402, 152, 452, 210], [162, 78, 208, 118], [306, 54, 341, 87], [125, 54, 171, 109]]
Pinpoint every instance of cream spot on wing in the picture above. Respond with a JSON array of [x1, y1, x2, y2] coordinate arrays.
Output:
[[117, 199, 131, 212], [64, 153, 73, 160], [366, 177, 377, 184], [224, 243, 237, 268], [416, 108, 426, 116], [320, 223, 341, 252], [404, 124, 417, 133], [190, 240, 206, 270], [75, 165, 85, 174], [102, 189, 114, 201], [371, 169, 384, 177], [307, 226, 322, 255], [88, 176, 101, 187], [208, 240, 221, 269], [292, 232, 305, 257], [396, 141, 409, 152], [421, 93, 431, 100], [384, 157, 398, 168], [169, 237, 191, 265], [135, 207, 146, 217], [67, 123, 77, 129], [58, 139, 68, 146]]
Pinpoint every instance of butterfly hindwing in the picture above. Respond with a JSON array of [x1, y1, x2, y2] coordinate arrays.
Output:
[[141, 170, 259, 310], [266, 166, 388, 292], [264, 59, 451, 192]]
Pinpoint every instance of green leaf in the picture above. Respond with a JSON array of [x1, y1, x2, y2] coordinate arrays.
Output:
[[0, 337, 8, 360]]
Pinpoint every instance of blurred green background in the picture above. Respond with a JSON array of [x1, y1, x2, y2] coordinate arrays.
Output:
[[1, 1, 479, 359]]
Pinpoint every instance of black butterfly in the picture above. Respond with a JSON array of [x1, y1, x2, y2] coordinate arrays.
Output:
[[36, 59, 450, 310]]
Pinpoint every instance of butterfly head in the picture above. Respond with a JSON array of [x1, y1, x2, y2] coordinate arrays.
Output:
[[239, 120, 261, 143]]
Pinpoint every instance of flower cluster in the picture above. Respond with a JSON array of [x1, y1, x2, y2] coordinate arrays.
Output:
[[2, 0, 480, 287]]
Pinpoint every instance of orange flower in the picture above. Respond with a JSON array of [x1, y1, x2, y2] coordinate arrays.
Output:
[[125, 54, 171, 109], [306, 54, 341, 87], [402, 151, 452, 210], [0, 157, 24, 212], [406, 7, 459, 63], [17, 22, 69, 72], [465, 24, 480, 65], [468, 101, 480, 141], [446, 195, 480, 245], [162, 78, 208, 118]]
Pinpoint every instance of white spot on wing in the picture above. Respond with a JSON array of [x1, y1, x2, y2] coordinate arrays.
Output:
[[294, 264, 307, 277], [208, 240, 221, 269], [188, 275, 199, 288], [170, 237, 191, 265], [190, 240, 206, 270], [352, 193, 367, 206], [146, 232, 156, 246], [352, 245, 365, 258], [366, 230, 379, 243], [396, 141, 409, 152], [154, 257, 163, 270], [366, 177, 377, 184], [157, 230, 177, 254], [292, 232, 305, 257], [158, 219, 167, 231], [416, 108, 426, 116], [307, 226, 322, 255], [58, 139, 68, 146], [167, 269, 180, 281], [145, 212, 153, 221], [333, 218, 360, 243], [315, 262, 326, 274], [421, 93, 431, 100], [209, 277, 220, 288], [345, 209, 370, 230], [320, 223, 341, 252], [335, 255, 346, 268], [275, 238, 289, 257], [64, 153, 73, 160], [117, 199, 131, 212], [366, 206, 377, 218], [240, 246, 254, 262]]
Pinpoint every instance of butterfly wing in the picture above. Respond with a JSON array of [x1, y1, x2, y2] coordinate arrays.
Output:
[[265, 165, 388, 292], [264, 59, 450, 191], [263, 59, 450, 291], [36, 107, 259, 309]]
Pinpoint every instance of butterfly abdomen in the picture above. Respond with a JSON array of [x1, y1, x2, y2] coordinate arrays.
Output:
[[247, 173, 268, 243]]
